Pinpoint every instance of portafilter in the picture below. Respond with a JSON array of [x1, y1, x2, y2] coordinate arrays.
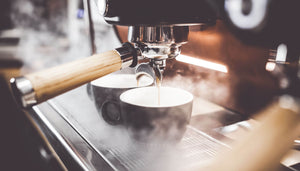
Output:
[[10, 0, 217, 108]]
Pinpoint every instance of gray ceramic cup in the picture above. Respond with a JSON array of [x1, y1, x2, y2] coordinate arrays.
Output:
[[89, 74, 153, 125], [120, 87, 193, 142]]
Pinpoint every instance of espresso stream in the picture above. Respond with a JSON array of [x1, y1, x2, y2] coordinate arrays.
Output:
[[137, 77, 161, 106], [156, 77, 161, 106]]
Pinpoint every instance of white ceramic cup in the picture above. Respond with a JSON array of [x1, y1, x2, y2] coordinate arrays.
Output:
[[120, 87, 193, 142]]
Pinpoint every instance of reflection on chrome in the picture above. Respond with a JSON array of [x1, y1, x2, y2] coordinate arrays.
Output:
[[176, 55, 228, 73]]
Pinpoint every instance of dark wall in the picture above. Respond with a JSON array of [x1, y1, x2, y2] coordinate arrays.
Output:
[[0, 58, 62, 170], [0, 0, 13, 30]]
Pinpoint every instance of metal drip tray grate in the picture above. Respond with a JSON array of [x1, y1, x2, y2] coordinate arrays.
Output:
[[104, 126, 228, 171], [179, 126, 228, 168]]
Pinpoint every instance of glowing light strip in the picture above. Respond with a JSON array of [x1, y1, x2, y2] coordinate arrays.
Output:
[[176, 55, 228, 73]]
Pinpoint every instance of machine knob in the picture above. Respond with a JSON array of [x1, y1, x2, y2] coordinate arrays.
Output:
[[225, 0, 269, 30]]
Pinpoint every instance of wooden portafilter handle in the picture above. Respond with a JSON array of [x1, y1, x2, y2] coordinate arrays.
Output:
[[10, 42, 138, 108], [207, 95, 300, 171]]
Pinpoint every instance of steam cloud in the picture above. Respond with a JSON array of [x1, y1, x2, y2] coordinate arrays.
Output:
[[11, 0, 90, 71], [163, 62, 230, 112]]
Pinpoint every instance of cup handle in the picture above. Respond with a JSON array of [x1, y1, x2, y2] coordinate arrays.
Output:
[[101, 100, 122, 125], [86, 83, 93, 100]]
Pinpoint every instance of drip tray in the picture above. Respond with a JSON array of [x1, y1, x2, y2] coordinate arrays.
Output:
[[105, 126, 228, 171]]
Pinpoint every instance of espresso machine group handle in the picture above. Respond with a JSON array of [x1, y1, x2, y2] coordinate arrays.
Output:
[[11, 42, 138, 108], [207, 95, 300, 171], [27, 51, 121, 102]]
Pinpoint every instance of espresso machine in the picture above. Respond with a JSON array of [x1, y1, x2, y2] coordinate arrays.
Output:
[[7, 0, 300, 170], [10, 0, 218, 108]]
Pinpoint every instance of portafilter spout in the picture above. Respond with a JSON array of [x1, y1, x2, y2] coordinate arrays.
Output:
[[135, 59, 165, 86]]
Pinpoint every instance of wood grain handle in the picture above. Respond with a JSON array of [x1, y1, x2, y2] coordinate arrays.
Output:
[[11, 50, 124, 108], [10, 42, 137, 108], [29, 50, 122, 103], [207, 99, 300, 171], [32, 51, 122, 104]]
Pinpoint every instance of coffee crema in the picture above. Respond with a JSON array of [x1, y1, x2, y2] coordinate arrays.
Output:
[[120, 87, 193, 108]]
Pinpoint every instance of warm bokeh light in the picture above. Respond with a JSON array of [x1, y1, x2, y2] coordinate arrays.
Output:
[[265, 62, 276, 72], [276, 44, 287, 62], [176, 55, 228, 73]]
